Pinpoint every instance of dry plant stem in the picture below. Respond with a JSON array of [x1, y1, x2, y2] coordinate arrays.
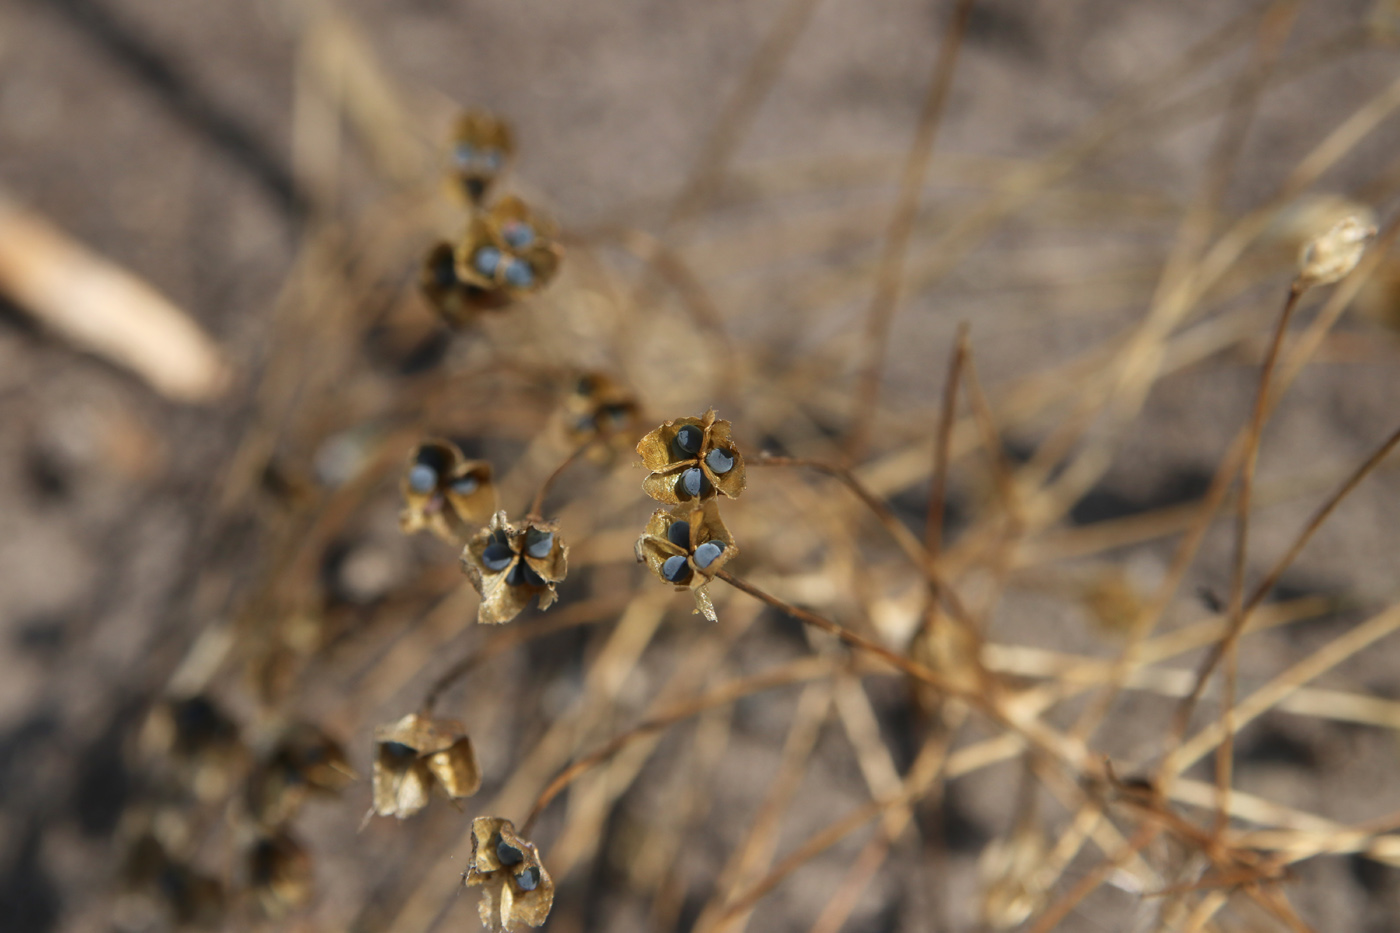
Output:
[[1212, 280, 1304, 832], [752, 455, 978, 635], [845, 0, 977, 463], [527, 440, 594, 518], [519, 655, 839, 836], [925, 324, 969, 561]]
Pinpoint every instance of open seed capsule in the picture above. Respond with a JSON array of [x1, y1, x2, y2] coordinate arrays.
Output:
[[507, 561, 546, 587]]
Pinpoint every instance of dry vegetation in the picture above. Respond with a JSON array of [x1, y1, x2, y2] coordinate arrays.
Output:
[[10, 2, 1400, 932]]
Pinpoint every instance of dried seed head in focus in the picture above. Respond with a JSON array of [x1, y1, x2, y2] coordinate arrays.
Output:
[[451, 110, 514, 204], [634, 500, 737, 623], [465, 816, 555, 932], [247, 830, 314, 917], [139, 694, 246, 803], [371, 713, 482, 819], [399, 439, 497, 543], [636, 409, 746, 505], [245, 723, 356, 827], [1298, 214, 1377, 288], [461, 511, 569, 624]]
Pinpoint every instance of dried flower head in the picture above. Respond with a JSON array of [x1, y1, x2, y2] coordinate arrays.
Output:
[[247, 831, 314, 917], [245, 723, 356, 827], [636, 409, 746, 504], [455, 196, 563, 298], [465, 816, 555, 932], [635, 500, 737, 623], [399, 439, 497, 543], [451, 110, 514, 204], [139, 694, 246, 802], [461, 511, 569, 624], [120, 834, 226, 928], [371, 712, 482, 818], [1298, 214, 1377, 288], [421, 241, 512, 326], [563, 371, 642, 451]]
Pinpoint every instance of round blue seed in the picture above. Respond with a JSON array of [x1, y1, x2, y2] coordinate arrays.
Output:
[[525, 528, 554, 559], [495, 838, 525, 867], [473, 246, 502, 278], [507, 560, 545, 587], [673, 425, 703, 456], [666, 520, 691, 549], [504, 258, 534, 288], [502, 222, 535, 250], [677, 467, 707, 499], [408, 464, 438, 494], [705, 447, 735, 475], [693, 541, 725, 569], [661, 554, 691, 584], [515, 865, 541, 892], [482, 541, 514, 572], [453, 143, 475, 169], [450, 474, 479, 496], [482, 149, 504, 172]]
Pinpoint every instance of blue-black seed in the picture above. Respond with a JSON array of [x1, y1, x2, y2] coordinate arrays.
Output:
[[705, 447, 735, 475], [495, 838, 525, 867], [673, 425, 703, 456], [502, 222, 535, 250], [450, 474, 479, 496], [667, 520, 691, 549], [515, 866, 541, 891], [525, 528, 554, 558], [504, 258, 534, 288], [408, 464, 438, 494], [507, 561, 545, 587], [380, 741, 417, 762], [693, 541, 725, 569], [677, 467, 707, 499], [473, 246, 503, 278], [453, 143, 475, 169], [482, 542, 514, 572], [662, 554, 691, 584]]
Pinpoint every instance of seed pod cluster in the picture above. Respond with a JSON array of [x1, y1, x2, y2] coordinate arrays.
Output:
[[465, 816, 555, 932], [635, 411, 747, 621], [461, 510, 570, 625], [563, 371, 642, 454], [421, 112, 564, 326], [399, 438, 497, 543], [371, 712, 483, 819]]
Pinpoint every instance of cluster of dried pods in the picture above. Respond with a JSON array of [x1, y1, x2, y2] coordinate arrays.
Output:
[[121, 695, 354, 924]]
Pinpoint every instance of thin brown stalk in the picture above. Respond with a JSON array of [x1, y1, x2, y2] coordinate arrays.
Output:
[[527, 440, 594, 518], [845, 0, 977, 463]]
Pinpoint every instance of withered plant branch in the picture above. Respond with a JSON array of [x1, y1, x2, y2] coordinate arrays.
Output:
[[961, 344, 1022, 526], [925, 324, 968, 562], [519, 655, 840, 836], [752, 455, 978, 637], [1213, 278, 1306, 833], [845, 0, 977, 463], [418, 594, 631, 714], [527, 440, 595, 519]]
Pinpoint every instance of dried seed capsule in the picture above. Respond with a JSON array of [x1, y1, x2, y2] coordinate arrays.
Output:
[[662, 554, 692, 584], [504, 258, 534, 289], [482, 540, 514, 572], [502, 222, 535, 250], [496, 837, 526, 867], [408, 464, 438, 494], [507, 561, 546, 587], [677, 467, 707, 499], [693, 540, 724, 569], [666, 520, 691, 549], [673, 425, 703, 457], [473, 246, 503, 278], [515, 866, 541, 892], [705, 448, 735, 475], [451, 474, 479, 496], [380, 741, 417, 762], [525, 528, 554, 559]]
